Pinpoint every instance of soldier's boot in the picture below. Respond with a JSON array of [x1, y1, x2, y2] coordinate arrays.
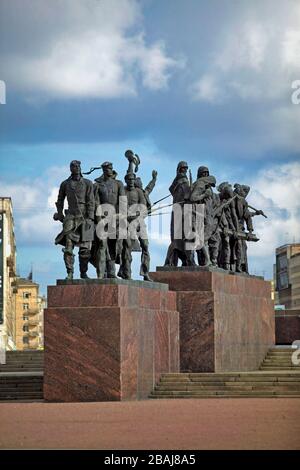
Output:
[[210, 247, 219, 267], [185, 250, 196, 266], [107, 260, 117, 279], [63, 250, 75, 280], [139, 238, 152, 281], [96, 246, 106, 279], [224, 263, 230, 271], [235, 262, 242, 273], [117, 265, 125, 279], [202, 245, 212, 267], [79, 247, 91, 279]]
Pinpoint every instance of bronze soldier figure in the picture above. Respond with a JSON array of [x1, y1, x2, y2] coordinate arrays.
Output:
[[190, 166, 217, 266], [134, 170, 157, 281], [164, 161, 194, 266], [53, 160, 95, 280], [118, 172, 151, 280], [92, 162, 125, 279], [217, 182, 239, 270], [233, 184, 261, 273]]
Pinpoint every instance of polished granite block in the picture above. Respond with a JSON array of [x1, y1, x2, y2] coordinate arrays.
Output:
[[151, 269, 275, 372], [44, 280, 179, 402], [275, 311, 300, 345]]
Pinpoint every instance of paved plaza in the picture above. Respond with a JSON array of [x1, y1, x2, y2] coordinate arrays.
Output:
[[0, 398, 299, 450]]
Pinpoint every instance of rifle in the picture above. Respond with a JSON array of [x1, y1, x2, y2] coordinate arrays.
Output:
[[235, 194, 267, 218], [213, 194, 237, 218], [222, 228, 259, 242], [248, 204, 268, 218]]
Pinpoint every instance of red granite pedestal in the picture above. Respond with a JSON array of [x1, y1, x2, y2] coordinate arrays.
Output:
[[275, 309, 300, 344], [44, 279, 179, 402], [151, 267, 275, 373]]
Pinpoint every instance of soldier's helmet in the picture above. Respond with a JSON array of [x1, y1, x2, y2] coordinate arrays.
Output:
[[241, 185, 250, 197], [125, 172, 136, 183], [197, 166, 209, 178], [218, 181, 233, 198], [70, 160, 82, 176], [177, 161, 188, 171], [234, 183, 250, 198], [70, 160, 81, 167], [101, 161, 113, 169]]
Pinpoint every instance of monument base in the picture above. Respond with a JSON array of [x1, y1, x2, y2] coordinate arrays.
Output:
[[275, 309, 300, 345], [44, 279, 179, 402], [151, 268, 275, 372]]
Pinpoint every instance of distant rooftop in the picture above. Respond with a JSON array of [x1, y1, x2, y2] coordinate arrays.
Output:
[[15, 277, 39, 287]]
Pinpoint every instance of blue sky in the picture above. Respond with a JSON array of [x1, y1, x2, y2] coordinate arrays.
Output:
[[0, 0, 300, 294]]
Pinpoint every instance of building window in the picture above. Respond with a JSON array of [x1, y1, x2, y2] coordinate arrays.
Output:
[[23, 325, 29, 332], [23, 315, 29, 321], [23, 303, 29, 310], [23, 337, 29, 344], [23, 292, 31, 299]]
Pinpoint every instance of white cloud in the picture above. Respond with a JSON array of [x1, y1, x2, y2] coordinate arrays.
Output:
[[247, 162, 300, 260], [138, 40, 183, 91], [0, 178, 61, 245], [192, 74, 221, 103], [215, 22, 268, 72], [192, 3, 300, 104], [1, 0, 180, 99]]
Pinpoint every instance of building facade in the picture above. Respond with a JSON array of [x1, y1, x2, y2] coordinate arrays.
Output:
[[14, 278, 44, 350], [0, 197, 17, 350], [275, 243, 300, 309], [290, 252, 300, 309]]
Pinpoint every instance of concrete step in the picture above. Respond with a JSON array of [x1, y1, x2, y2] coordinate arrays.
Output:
[[260, 366, 300, 370], [150, 347, 300, 399], [0, 394, 43, 400], [0, 369, 43, 400], [161, 372, 300, 379], [149, 393, 300, 400], [155, 387, 300, 393], [262, 363, 299, 366], [150, 390, 300, 397], [268, 347, 296, 351], [261, 363, 300, 367], [267, 350, 295, 357], [0, 359, 44, 366], [156, 382, 300, 389], [0, 367, 43, 372]]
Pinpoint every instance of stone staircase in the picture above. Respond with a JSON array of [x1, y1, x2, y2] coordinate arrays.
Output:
[[259, 347, 300, 371], [0, 351, 43, 401], [150, 346, 300, 399]]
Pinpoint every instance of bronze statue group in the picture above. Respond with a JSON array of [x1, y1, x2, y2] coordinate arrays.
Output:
[[53, 152, 266, 280], [164, 161, 266, 273], [53, 151, 157, 281]]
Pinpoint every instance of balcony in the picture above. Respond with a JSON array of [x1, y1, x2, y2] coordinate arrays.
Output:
[[26, 342, 40, 350], [27, 308, 40, 316], [28, 331, 39, 338], [28, 319, 39, 326]]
